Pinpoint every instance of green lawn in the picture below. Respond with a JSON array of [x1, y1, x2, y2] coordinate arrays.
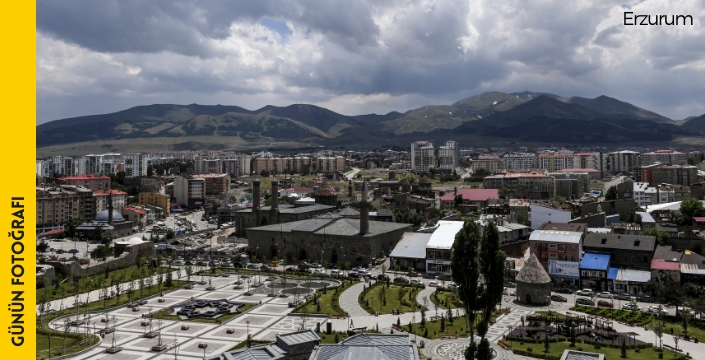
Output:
[[37, 265, 177, 302], [360, 284, 422, 315], [509, 341, 683, 360], [407, 309, 505, 340], [36, 280, 189, 360], [429, 290, 463, 310], [36, 328, 100, 360], [154, 302, 257, 323], [293, 281, 355, 315]]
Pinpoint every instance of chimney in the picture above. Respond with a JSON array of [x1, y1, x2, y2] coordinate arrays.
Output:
[[360, 181, 369, 235], [108, 191, 114, 225], [253, 178, 261, 226], [270, 179, 279, 224]]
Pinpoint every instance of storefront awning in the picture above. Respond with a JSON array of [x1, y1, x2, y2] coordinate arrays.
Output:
[[617, 268, 651, 283], [607, 267, 619, 280]]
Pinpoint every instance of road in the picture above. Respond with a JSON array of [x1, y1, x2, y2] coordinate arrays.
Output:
[[344, 167, 361, 180]]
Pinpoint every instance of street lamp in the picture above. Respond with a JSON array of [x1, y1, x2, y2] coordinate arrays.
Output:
[[246, 320, 250, 348]]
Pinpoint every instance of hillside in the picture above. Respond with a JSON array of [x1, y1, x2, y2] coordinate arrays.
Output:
[[37, 92, 698, 153]]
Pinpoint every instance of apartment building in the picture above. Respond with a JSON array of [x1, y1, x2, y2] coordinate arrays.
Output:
[[502, 153, 537, 169], [437, 140, 459, 171], [59, 174, 111, 192], [472, 155, 503, 174], [483, 172, 555, 199], [651, 165, 698, 187], [607, 150, 640, 174], [36, 187, 81, 232], [93, 189, 127, 214], [411, 141, 435, 172], [641, 150, 687, 166], [138, 192, 171, 217], [123, 153, 148, 177], [538, 151, 574, 171], [633, 182, 657, 207], [196, 158, 223, 174], [572, 152, 606, 172], [529, 224, 586, 285], [174, 175, 206, 208]]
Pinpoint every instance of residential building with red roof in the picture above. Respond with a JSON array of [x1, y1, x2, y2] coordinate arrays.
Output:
[[59, 174, 111, 192], [440, 188, 499, 209], [94, 189, 127, 214]]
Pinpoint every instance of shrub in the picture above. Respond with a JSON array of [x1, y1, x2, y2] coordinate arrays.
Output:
[[577, 347, 583, 351], [526, 347, 533, 352]]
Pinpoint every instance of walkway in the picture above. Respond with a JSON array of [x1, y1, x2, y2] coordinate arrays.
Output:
[[338, 282, 368, 317]]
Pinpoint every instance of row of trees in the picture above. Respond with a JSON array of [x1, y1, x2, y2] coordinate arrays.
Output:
[[451, 220, 506, 360]]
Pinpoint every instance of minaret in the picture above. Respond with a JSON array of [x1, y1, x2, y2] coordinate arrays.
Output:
[[270, 179, 279, 224], [108, 191, 114, 225], [348, 180, 353, 198], [252, 179, 261, 225], [360, 181, 369, 235]]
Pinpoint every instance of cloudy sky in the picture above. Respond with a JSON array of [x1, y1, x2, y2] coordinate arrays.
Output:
[[37, 0, 705, 124]]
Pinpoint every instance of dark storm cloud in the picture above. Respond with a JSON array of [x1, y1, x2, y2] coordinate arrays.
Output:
[[36, 0, 705, 123]]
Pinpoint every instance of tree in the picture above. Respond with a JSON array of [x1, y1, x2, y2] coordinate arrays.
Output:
[[654, 323, 664, 349], [166, 229, 175, 239], [147, 164, 154, 177], [551, 195, 566, 203], [499, 187, 509, 200], [454, 194, 463, 208], [478, 221, 506, 357], [185, 266, 193, 282], [91, 244, 112, 261], [605, 186, 618, 200], [450, 220, 482, 360], [544, 330, 550, 353], [680, 198, 704, 225], [627, 207, 646, 223], [515, 208, 530, 226], [643, 228, 671, 245], [621, 338, 627, 358], [37, 240, 49, 253]]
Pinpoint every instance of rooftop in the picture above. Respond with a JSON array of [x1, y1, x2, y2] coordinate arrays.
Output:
[[579, 253, 611, 271], [390, 232, 432, 259], [439, 188, 499, 202], [529, 230, 583, 244], [583, 233, 656, 252], [426, 220, 464, 250], [248, 216, 411, 238], [538, 222, 586, 232], [516, 253, 552, 283]]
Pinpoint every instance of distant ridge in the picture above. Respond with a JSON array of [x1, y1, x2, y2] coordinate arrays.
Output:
[[37, 92, 703, 154]]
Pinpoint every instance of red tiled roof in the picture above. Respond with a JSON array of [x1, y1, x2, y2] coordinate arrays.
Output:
[[123, 207, 146, 215], [440, 189, 499, 202], [650, 259, 680, 271], [694, 217, 705, 223], [60, 174, 110, 180], [38, 228, 65, 237]]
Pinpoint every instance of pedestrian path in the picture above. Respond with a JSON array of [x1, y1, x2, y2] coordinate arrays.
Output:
[[416, 285, 435, 308], [338, 282, 368, 317], [485, 308, 531, 343]]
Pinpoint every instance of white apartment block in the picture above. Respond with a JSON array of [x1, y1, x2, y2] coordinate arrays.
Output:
[[437, 140, 459, 170], [607, 150, 640, 174], [123, 153, 148, 177], [538, 151, 574, 172], [633, 182, 657, 207], [502, 153, 537, 169], [411, 141, 435, 172]]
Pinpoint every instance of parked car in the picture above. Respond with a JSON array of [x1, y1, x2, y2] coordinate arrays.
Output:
[[285, 267, 297, 272], [393, 278, 410, 284], [555, 288, 573, 294], [597, 292, 613, 299], [408, 271, 419, 277], [636, 294, 654, 303], [597, 300, 613, 308], [246, 264, 259, 270], [377, 274, 390, 281], [313, 268, 325, 274], [622, 303, 642, 311], [348, 272, 360, 278], [410, 279, 422, 285], [576, 289, 593, 296], [551, 295, 567, 302], [613, 293, 633, 301], [428, 281, 439, 287], [330, 270, 342, 276], [56, 249, 66, 254], [647, 306, 668, 315], [576, 298, 595, 306], [351, 267, 365, 272]]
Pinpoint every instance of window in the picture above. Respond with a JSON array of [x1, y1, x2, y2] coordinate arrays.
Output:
[[549, 254, 557, 260], [542, 253, 547, 259], [549, 244, 557, 251]]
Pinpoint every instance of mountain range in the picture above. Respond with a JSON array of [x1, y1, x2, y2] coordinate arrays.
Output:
[[36, 92, 705, 155]]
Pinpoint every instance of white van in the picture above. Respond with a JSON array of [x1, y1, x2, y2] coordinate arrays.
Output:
[[330, 270, 342, 275]]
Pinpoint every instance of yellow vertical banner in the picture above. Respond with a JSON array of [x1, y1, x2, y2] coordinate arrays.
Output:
[[0, 1, 36, 358]]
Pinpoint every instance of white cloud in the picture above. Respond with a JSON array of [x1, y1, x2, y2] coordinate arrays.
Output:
[[37, 0, 705, 123]]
